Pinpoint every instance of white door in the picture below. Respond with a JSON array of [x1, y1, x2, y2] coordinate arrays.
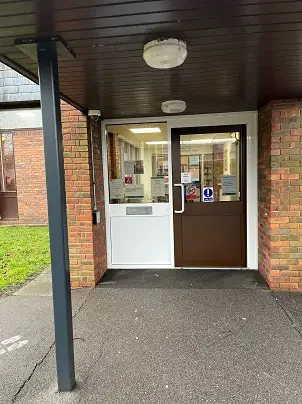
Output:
[[103, 121, 173, 268]]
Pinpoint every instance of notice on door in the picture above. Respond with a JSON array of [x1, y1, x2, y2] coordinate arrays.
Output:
[[124, 175, 133, 185], [222, 175, 237, 196], [134, 160, 144, 174], [124, 161, 135, 176], [125, 184, 144, 198], [186, 184, 199, 201], [189, 155, 200, 165], [109, 179, 124, 199], [203, 187, 214, 202], [151, 177, 165, 197], [181, 172, 192, 184]]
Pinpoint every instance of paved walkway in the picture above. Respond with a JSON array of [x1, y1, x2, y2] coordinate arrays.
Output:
[[1, 269, 302, 403]]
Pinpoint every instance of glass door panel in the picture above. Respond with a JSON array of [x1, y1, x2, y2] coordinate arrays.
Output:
[[179, 132, 241, 203]]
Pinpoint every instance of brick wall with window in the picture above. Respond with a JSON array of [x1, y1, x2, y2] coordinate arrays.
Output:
[[0, 102, 107, 286], [13, 129, 48, 224], [258, 100, 302, 291]]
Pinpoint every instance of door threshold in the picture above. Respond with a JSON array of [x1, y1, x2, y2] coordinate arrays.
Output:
[[179, 267, 251, 271]]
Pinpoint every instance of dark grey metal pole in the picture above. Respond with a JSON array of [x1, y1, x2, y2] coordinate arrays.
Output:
[[37, 40, 75, 392]]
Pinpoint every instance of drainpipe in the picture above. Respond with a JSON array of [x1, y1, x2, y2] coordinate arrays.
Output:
[[88, 110, 101, 224]]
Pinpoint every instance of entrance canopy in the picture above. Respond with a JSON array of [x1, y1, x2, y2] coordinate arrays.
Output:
[[0, 0, 302, 118]]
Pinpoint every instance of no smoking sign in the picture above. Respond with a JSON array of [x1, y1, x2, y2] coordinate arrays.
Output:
[[186, 185, 197, 200]]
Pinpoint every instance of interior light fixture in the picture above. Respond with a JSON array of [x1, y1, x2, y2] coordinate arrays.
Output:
[[130, 127, 161, 134], [143, 38, 187, 69], [145, 141, 167, 145], [181, 138, 237, 145], [16, 111, 36, 117], [145, 138, 236, 145]]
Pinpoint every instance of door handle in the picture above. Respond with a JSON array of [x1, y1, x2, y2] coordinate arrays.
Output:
[[174, 183, 185, 213]]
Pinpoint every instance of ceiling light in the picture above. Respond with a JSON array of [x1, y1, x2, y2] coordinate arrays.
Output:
[[143, 38, 187, 69], [16, 111, 36, 117], [145, 141, 167, 145], [145, 138, 236, 146], [162, 100, 186, 114], [181, 139, 237, 145], [130, 127, 161, 134]]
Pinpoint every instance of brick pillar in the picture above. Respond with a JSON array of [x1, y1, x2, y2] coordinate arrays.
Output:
[[61, 102, 107, 287], [89, 118, 107, 282], [258, 100, 302, 291]]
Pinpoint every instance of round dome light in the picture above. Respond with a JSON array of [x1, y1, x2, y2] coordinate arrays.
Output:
[[161, 100, 187, 114], [143, 38, 187, 69]]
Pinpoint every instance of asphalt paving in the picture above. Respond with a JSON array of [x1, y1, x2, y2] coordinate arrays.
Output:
[[2, 269, 302, 404]]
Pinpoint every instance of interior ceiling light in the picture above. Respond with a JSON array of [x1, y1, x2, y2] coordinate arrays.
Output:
[[143, 38, 187, 69], [161, 100, 186, 114], [129, 127, 161, 134], [145, 141, 167, 145], [181, 138, 237, 145], [146, 139, 236, 145]]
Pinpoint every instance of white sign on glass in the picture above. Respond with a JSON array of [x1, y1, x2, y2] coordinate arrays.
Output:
[[222, 175, 237, 196], [151, 177, 165, 197], [189, 155, 200, 165], [109, 179, 124, 199], [124, 160, 135, 176], [181, 172, 192, 184], [125, 184, 144, 198]]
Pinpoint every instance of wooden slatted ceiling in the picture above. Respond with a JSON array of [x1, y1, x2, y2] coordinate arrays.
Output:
[[0, 0, 302, 117]]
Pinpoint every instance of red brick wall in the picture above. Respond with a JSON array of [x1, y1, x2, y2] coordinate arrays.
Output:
[[13, 129, 48, 224], [61, 102, 107, 287], [258, 104, 272, 284], [89, 118, 107, 282], [258, 100, 302, 291]]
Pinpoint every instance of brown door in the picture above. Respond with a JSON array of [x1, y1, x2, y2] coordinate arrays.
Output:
[[172, 125, 247, 267]]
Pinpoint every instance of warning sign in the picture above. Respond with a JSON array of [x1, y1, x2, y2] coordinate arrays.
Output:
[[124, 176, 133, 185], [186, 184, 198, 200]]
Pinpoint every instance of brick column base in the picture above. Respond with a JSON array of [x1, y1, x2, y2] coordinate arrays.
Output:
[[259, 100, 302, 291]]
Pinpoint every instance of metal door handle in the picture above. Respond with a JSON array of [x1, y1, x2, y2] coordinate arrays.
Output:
[[174, 183, 185, 213]]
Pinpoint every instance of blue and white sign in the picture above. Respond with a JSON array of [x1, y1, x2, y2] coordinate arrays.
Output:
[[203, 187, 214, 202]]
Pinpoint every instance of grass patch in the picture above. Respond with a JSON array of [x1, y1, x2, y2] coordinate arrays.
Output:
[[0, 226, 50, 292]]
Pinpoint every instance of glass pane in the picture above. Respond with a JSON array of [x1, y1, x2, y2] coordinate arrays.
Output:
[[180, 132, 240, 202], [107, 123, 169, 204], [0, 133, 17, 192]]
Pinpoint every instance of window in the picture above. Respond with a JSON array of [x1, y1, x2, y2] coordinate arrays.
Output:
[[180, 132, 241, 202], [0, 133, 16, 192], [107, 123, 169, 204]]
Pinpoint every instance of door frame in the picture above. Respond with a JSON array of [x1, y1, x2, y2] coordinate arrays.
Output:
[[102, 111, 258, 270]]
